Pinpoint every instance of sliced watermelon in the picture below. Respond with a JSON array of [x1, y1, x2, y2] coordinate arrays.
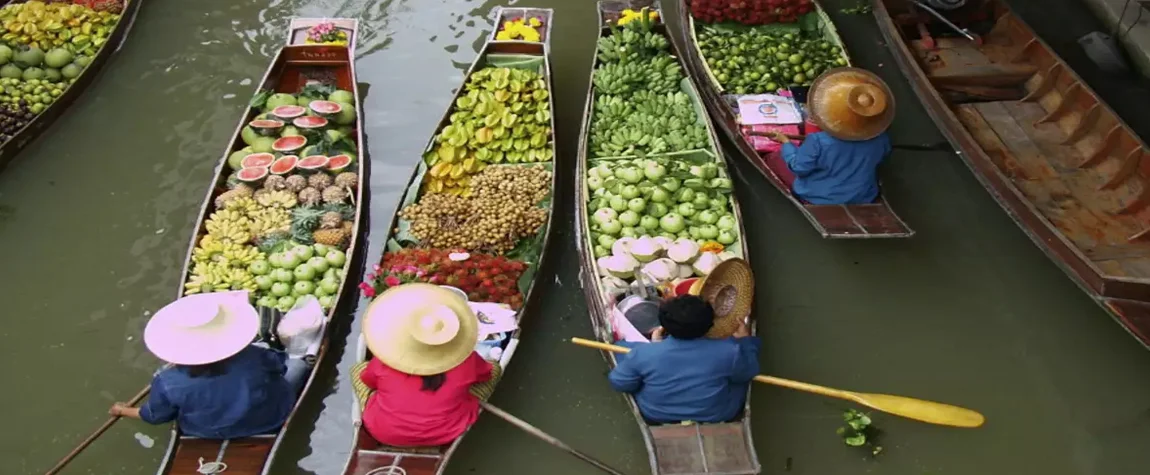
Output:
[[297, 155, 330, 172], [326, 154, 354, 173], [249, 119, 285, 136], [237, 166, 269, 183], [309, 100, 343, 117], [270, 155, 299, 175], [272, 135, 307, 153], [241, 152, 275, 169], [293, 115, 328, 130], [270, 105, 306, 122]]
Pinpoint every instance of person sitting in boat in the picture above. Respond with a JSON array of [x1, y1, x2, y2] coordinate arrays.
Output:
[[764, 67, 896, 205], [357, 284, 495, 447], [608, 259, 761, 425], [108, 291, 314, 439]]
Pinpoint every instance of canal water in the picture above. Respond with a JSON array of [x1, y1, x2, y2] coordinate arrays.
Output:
[[2, 0, 1150, 473]]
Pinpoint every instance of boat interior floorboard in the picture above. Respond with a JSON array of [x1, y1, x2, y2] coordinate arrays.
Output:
[[168, 438, 273, 475], [346, 451, 440, 475], [650, 423, 755, 474]]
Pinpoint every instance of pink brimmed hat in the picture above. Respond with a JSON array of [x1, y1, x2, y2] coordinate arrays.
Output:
[[143, 291, 260, 365]]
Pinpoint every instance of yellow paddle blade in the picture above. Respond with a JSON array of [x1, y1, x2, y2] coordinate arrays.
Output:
[[847, 392, 986, 428]]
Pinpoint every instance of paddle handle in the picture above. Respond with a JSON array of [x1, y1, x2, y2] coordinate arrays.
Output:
[[44, 385, 152, 475], [570, 338, 854, 401], [480, 401, 627, 475]]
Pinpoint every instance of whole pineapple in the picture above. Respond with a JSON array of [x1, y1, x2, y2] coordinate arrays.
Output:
[[341, 220, 354, 236], [308, 173, 333, 189], [320, 211, 343, 229], [322, 186, 348, 204], [214, 184, 254, 208], [334, 172, 358, 189], [284, 175, 308, 193], [264, 175, 288, 191], [298, 187, 322, 207], [312, 227, 349, 248]]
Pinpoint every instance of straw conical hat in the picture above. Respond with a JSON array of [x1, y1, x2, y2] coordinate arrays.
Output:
[[807, 67, 895, 141], [363, 283, 478, 376], [688, 258, 755, 339], [144, 291, 260, 366]]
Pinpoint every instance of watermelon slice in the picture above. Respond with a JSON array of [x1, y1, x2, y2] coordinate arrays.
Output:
[[272, 135, 307, 154], [237, 166, 269, 183], [297, 155, 330, 173], [326, 154, 354, 173], [270, 105, 306, 122], [309, 100, 342, 117], [270, 155, 299, 175], [293, 115, 328, 130], [249, 119, 284, 136], [241, 153, 275, 169]]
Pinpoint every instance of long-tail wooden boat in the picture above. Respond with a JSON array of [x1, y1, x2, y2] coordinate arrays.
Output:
[[872, 0, 1150, 347], [340, 7, 558, 475], [674, 0, 914, 238], [0, 0, 143, 171], [157, 18, 365, 474], [574, 2, 760, 473]]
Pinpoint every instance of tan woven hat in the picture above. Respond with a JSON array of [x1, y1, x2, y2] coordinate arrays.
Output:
[[688, 258, 755, 339], [363, 283, 479, 376], [807, 67, 895, 141]]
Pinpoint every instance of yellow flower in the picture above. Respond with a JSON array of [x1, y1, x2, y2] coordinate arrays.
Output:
[[496, 30, 512, 40], [522, 29, 540, 42], [529, 17, 541, 27], [649, 11, 659, 19], [503, 21, 514, 30]]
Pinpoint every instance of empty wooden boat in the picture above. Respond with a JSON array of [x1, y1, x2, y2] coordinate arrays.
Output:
[[675, 0, 914, 238], [872, 0, 1150, 347], [340, 7, 559, 475], [574, 2, 760, 473], [0, 0, 144, 171], [157, 18, 366, 474]]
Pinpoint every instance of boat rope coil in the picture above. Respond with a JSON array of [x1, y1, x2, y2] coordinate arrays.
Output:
[[364, 467, 407, 475], [196, 457, 228, 474]]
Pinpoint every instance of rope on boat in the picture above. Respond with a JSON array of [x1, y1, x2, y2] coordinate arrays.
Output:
[[363, 466, 407, 475], [196, 457, 227, 474]]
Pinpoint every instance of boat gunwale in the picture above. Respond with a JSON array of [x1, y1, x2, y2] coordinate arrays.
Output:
[[674, 0, 915, 239], [573, 2, 760, 474], [0, 0, 145, 172], [869, 0, 1150, 347], [159, 18, 366, 475], [339, 25, 561, 475]]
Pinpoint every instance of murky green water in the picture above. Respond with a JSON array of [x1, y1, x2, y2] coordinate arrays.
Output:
[[3, 0, 1150, 474]]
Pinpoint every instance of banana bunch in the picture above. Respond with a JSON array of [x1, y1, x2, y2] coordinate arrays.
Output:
[[222, 196, 258, 214], [593, 53, 682, 98], [204, 209, 252, 244], [184, 261, 258, 295], [192, 235, 258, 265], [255, 190, 297, 209], [596, 21, 668, 64], [590, 91, 709, 158], [249, 206, 291, 238]]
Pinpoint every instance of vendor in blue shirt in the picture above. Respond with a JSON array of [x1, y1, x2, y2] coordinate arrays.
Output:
[[609, 295, 761, 424], [108, 292, 313, 439], [765, 67, 896, 205]]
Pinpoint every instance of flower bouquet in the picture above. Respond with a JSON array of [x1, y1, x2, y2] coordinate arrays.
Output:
[[305, 21, 349, 45], [495, 16, 544, 42]]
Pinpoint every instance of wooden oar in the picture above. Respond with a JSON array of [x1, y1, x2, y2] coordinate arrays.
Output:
[[570, 337, 985, 428], [479, 401, 627, 475], [44, 384, 152, 475]]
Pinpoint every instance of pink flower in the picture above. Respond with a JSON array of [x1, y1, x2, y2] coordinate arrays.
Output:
[[365, 272, 377, 281], [384, 276, 401, 287], [359, 282, 376, 298], [373, 264, 382, 273]]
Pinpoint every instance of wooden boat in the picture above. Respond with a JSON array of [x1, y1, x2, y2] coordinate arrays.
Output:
[[340, 7, 558, 475], [674, 0, 914, 238], [157, 18, 365, 475], [871, 0, 1150, 347], [0, 0, 144, 171], [573, 2, 760, 473]]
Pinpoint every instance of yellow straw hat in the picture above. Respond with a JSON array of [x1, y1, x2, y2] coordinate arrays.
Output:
[[143, 291, 260, 366], [688, 258, 755, 339], [363, 283, 479, 376], [807, 67, 895, 141]]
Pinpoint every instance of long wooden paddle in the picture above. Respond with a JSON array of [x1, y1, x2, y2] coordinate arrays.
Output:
[[570, 337, 985, 428], [44, 384, 152, 475], [479, 401, 627, 475]]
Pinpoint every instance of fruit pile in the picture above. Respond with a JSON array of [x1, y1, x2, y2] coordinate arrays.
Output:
[[495, 16, 544, 42], [697, 26, 847, 92], [0, 102, 34, 141], [590, 11, 709, 158], [423, 66, 552, 195], [363, 248, 529, 308], [186, 82, 361, 312], [688, 0, 814, 25], [585, 9, 743, 292]]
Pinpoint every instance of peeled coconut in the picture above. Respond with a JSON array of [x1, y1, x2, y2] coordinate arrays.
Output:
[[667, 238, 701, 264], [603, 254, 640, 279], [692, 252, 722, 277], [629, 236, 662, 263], [611, 237, 636, 258]]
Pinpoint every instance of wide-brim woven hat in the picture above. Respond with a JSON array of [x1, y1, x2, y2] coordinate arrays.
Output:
[[363, 283, 479, 376], [807, 67, 895, 141], [688, 258, 755, 339], [144, 291, 260, 366]]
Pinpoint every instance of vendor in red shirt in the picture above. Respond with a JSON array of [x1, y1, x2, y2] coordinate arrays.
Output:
[[358, 283, 494, 447]]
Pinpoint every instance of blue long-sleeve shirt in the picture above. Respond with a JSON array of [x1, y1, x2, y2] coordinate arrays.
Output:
[[608, 336, 761, 424], [140, 346, 295, 439], [781, 131, 890, 205]]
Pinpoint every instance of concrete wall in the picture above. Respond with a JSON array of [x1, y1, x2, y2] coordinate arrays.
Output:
[[1078, 0, 1150, 78]]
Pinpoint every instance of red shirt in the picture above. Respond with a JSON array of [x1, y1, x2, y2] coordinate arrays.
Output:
[[360, 352, 493, 446]]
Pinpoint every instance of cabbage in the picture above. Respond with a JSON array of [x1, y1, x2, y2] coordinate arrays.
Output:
[[667, 238, 700, 264], [692, 252, 722, 277], [641, 258, 678, 282], [629, 236, 662, 263], [603, 254, 640, 279]]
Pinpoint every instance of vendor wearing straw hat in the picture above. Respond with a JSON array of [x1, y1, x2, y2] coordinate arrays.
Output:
[[608, 259, 761, 425], [107, 291, 311, 439], [358, 284, 494, 447], [764, 67, 896, 205]]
